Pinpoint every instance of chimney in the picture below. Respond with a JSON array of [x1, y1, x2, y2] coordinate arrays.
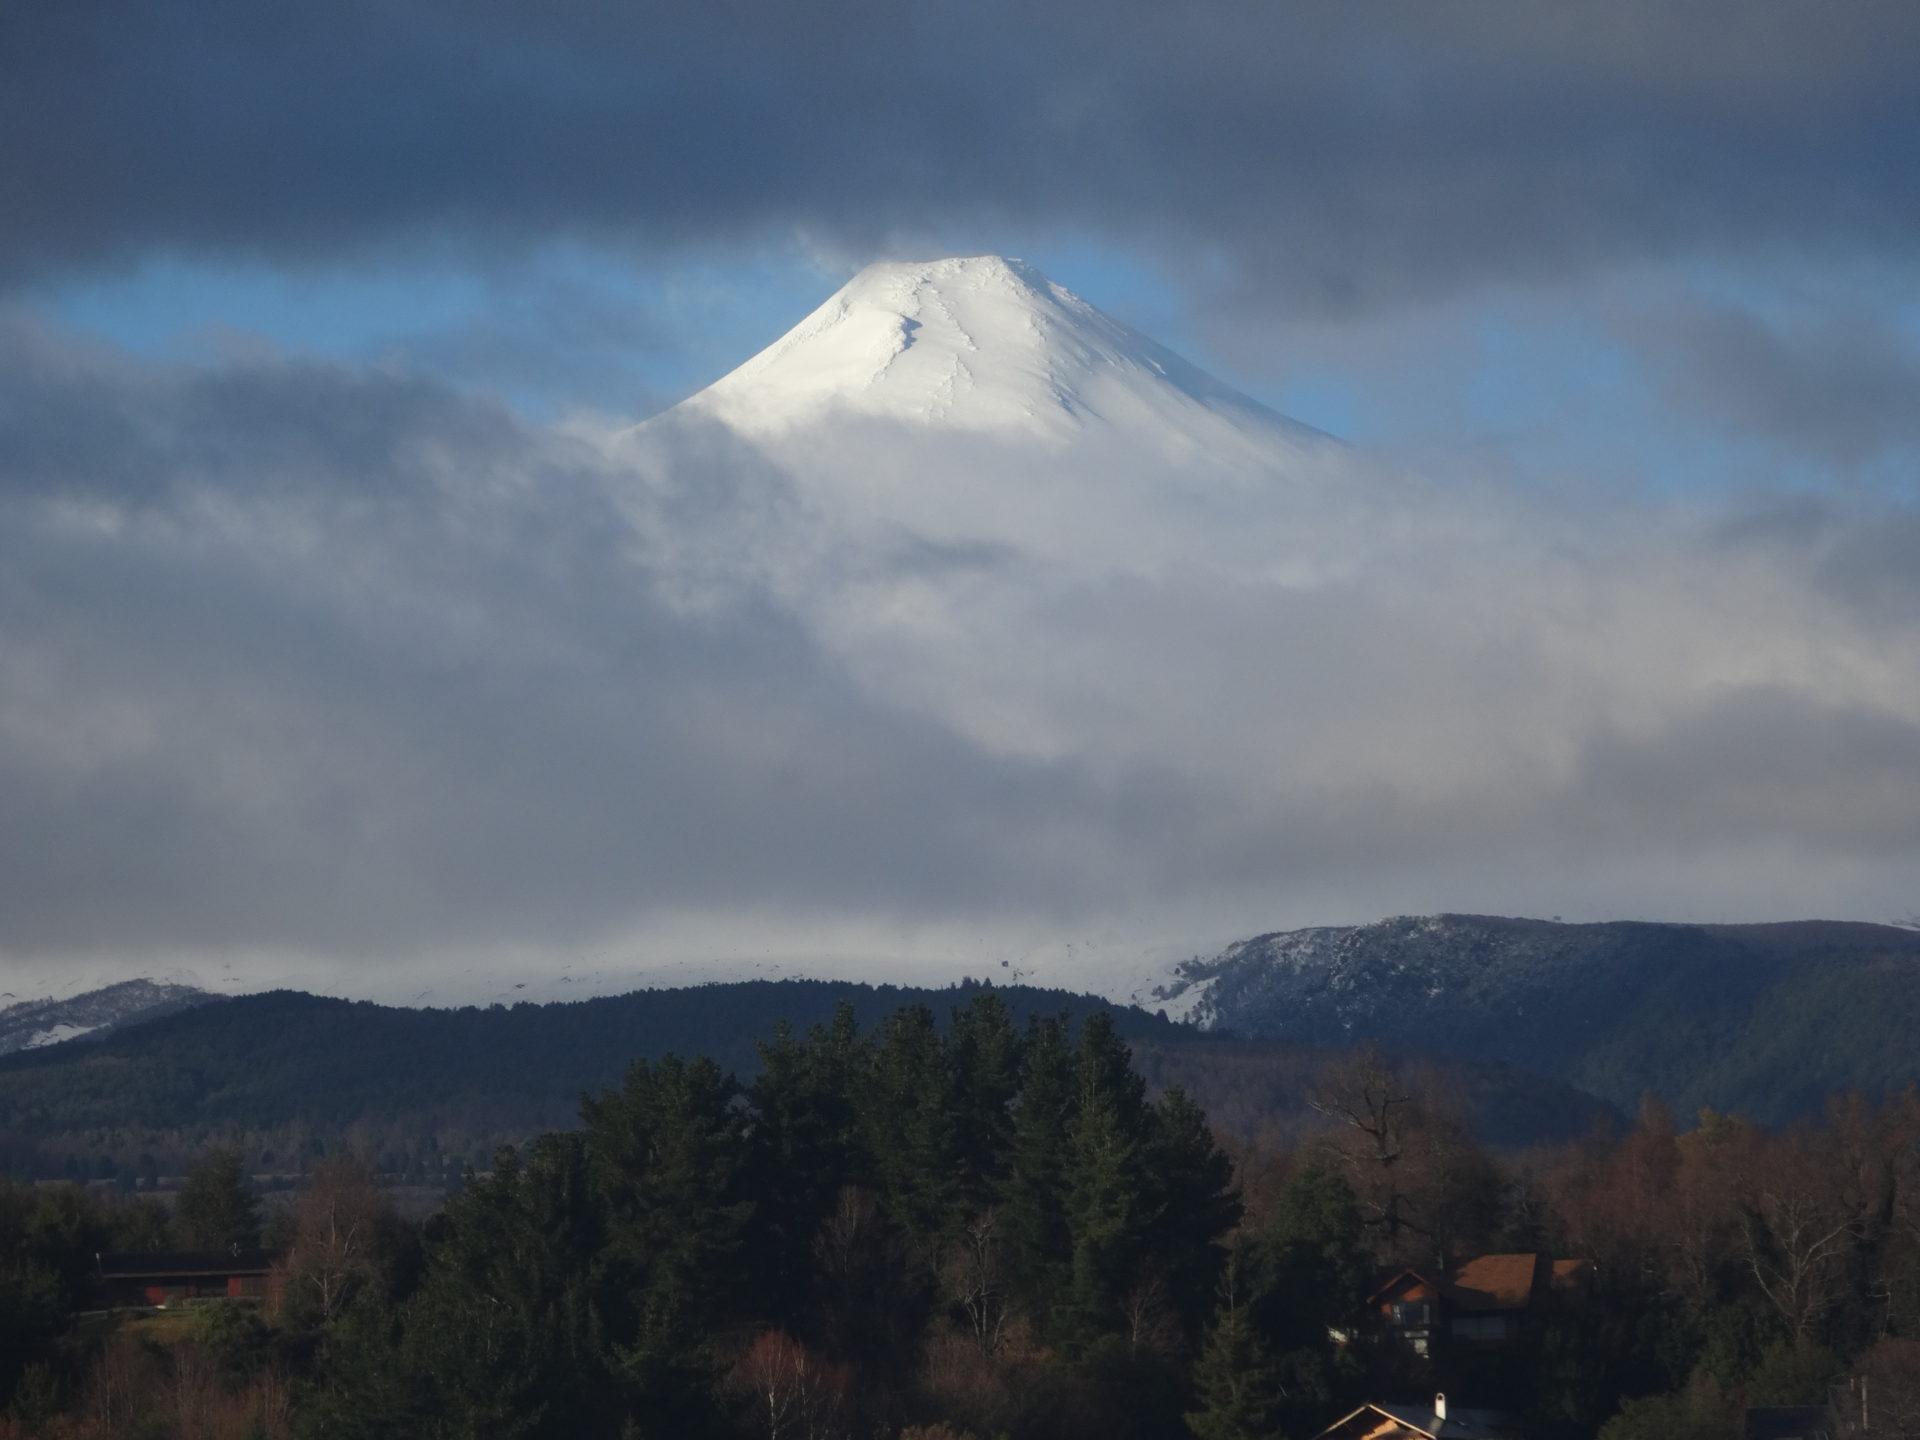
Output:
[[1434, 1393, 1447, 1423]]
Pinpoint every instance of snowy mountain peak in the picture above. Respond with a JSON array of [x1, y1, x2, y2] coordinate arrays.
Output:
[[846, 253, 1049, 295], [661, 254, 1320, 459]]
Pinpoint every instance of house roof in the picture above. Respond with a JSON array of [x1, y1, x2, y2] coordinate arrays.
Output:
[[1315, 1400, 1522, 1439], [96, 1250, 281, 1278], [1550, 1257, 1592, 1289], [1368, 1266, 1444, 1304], [1369, 1252, 1594, 1313], [1447, 1253, 1542, 1312]]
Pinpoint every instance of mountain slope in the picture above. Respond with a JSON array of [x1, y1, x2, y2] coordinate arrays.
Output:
[[0, 980, 1614, 1179], [654, 254, 1323, 464], [1164, 914, 1920, 1122], [0, 979, 214, 1056], [610, 252, 1372, 830]]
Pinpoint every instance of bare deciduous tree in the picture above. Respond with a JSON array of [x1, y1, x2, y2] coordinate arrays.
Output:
[[1310, 1044, 1419, 1244], [1743, 1139, 1866, 1348], [1311, 1047, 1500, 1261], [726, 1330, 850, 1440], [1119, 1264, 1180, 1358], [167, 1343, 218, 1440], [945, 1209, 1010, 1356], [285, 1154, 386, 1321]]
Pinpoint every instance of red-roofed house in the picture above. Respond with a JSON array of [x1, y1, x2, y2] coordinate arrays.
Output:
[[1368, 1253, 1592, 1357]]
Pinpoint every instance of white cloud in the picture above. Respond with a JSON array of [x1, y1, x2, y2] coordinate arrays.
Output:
[[2, 313, 1917, 1004]]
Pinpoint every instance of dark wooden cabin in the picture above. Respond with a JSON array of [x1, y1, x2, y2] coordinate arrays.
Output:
[[93, 1249, 284, 1309]]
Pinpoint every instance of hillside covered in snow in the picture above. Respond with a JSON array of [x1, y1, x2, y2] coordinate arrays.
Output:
[[0, 977, 212, 1056], [1162, 914, 1920, 1122]]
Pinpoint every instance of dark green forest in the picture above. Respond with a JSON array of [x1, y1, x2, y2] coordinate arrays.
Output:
[[0, 979, 1614, 1184], [5, 998, 1266, 1438], [0, 981, 1170, 1183], [8, 994, 1920, 1439]]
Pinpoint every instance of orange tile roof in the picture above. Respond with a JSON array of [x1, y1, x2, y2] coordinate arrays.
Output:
[[1370, 1253, 1596, 1311], [1549, 1258, 1594, 1293], [1368, 1267, 1443, 1304], [1446, 1253, 1541, 1312]]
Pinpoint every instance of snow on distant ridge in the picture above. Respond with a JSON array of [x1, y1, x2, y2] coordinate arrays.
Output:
[[0, 977, 213, 1056], [25, 1023, 99, 1049]]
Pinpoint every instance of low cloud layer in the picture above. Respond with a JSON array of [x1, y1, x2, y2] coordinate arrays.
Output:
[[1633, 300, 1920, 472], [3, 316, 1917, 997], [4, 4, 1918, 996]]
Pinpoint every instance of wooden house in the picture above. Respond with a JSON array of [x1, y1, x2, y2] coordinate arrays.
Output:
[[93, 1249, 284, 1309], [1314, 1393, 1525, 1439], [1369, 1252, 1592, 1357]]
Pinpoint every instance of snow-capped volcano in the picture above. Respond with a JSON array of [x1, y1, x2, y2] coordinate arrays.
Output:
[[621, 254, 1358, 588], [612, 252, 1376, 775], [655, 255, 1322, 465]]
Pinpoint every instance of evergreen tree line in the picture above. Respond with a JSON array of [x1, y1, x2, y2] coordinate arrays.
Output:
[[15, 1009, 1920, 1438], [0, 980, 1185, 1183], [0, 979, 1612, 1188], [10, 996, 1308, 1439], [303, 996, 1314, 1439]]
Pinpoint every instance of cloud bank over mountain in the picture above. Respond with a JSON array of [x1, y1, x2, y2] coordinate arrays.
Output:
[[6, 2, 1920, 996], [2, 258, 1916, 998]]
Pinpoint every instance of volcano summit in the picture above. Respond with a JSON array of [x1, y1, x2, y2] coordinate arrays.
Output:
[[648, 255, 1326, 467]]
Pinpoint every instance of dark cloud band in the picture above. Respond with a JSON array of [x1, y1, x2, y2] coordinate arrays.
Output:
[[5, 2, 1918, 315]]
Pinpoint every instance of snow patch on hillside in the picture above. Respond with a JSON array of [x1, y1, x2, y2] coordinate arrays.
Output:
[[0, 977, 214, 1055], [25, 1023, 99, 1049]]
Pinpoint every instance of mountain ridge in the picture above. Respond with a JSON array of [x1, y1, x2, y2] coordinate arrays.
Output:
[[0, 978, 1617, 1182], [1166, 912, 1920, 1122], [0, 977, 213, 1057]]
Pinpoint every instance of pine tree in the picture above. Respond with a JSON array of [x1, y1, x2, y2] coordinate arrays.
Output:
[[947, 992, 1022, 1204], [402, 1136, 614, 1439], [583, 1053, 753, 1425], [1000, 1013, 1075, 1331], [174, 1147, 261, 1251], [1186, 1259, 1286, 1440], [858, 1005, 962, 1255], [1145, 1085, 1243, 1339], [294, 1288, 419, 1440], [747, 1019, 855, 1326], [1240, 1165, 1370, 1433], [1061, 1010, 1153, 1345]]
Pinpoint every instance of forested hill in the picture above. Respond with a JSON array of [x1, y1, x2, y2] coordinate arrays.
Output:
[[0, 978, 1615, 1179], [0, 979, 1152, 1132], [1170, 914, 1920, 1123]]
